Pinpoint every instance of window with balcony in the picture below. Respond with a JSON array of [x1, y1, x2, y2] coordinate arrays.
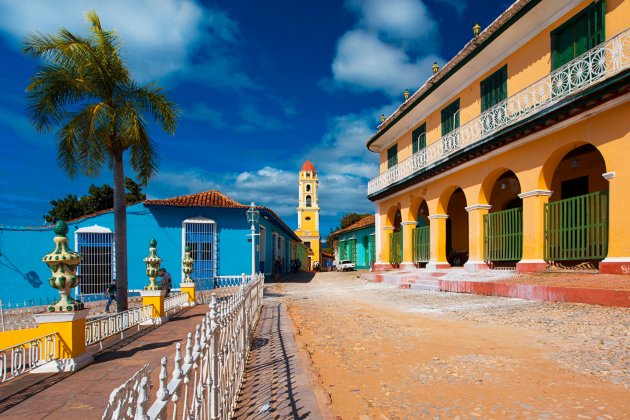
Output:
[[387, 144, 398, 169], [441, 98, 460, 135], [412, 123, 426, 154], [480, 65, 507, 112], [551, 1, 605, 70]]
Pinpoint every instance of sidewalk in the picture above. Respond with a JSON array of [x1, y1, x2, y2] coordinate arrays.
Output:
[[0, 304, 209, 419], [234, 299, 327, 419]]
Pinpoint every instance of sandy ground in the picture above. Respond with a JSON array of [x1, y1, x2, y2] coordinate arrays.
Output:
[[270, 271, 630, 419]]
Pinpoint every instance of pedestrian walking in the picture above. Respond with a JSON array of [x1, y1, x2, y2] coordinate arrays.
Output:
[[327, 259, 332, 272], [105, 280, 117, 313], [273, 259, 281, 282], [158, 268, 172, 297]]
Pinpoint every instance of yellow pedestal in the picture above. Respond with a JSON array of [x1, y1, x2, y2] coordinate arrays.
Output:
[[32, 309, 92, 372], [140, 289, 168, 325], [180, 281, 196, 306]]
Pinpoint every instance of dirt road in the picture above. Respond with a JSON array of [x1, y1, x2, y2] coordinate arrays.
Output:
[[271, 271, 630, 419]]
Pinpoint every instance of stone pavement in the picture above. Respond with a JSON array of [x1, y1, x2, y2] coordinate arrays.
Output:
[[0, 304, 209, 419], [234, 299, 328, 420]]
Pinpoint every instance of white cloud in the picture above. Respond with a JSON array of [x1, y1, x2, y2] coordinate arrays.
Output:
[[0, 0, 250, 88], [329, 0, 444, 96]]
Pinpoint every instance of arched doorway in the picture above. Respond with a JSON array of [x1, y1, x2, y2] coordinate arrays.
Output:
[[484, 171, 523, 267], [446, 188, 468, 266], [412, 201, 430, 266], [545, 144, 608, 267]]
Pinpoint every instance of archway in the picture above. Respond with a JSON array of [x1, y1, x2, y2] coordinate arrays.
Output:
[[483, 170, 523, 267], [446, 188, 468, 266], [545, 144, 608, 266]]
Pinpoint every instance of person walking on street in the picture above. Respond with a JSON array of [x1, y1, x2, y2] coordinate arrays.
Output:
[[327, 259, 333, 272], [105, 280, 117, 313], [158, 268, 172, 297], [273, 259, 281, 282]]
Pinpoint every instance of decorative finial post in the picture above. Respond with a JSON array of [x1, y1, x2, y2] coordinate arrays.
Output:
[[143, 239, 163, 290], [432, 62, 439, 74], [182, 245, 194, 283], [380, 114, 385, 123], [42, 221, 84, 312], [404, 89, 410, 101], [473, 22, 481, 38]]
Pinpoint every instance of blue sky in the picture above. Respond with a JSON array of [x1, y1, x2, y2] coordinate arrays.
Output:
[[0, 0, 509, 237]]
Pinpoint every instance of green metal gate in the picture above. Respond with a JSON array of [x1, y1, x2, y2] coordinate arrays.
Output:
[[483, 207, 523, 261], [412, 226, 430, 262], [339, 240, 347, 260], [349, 238, 357, 263], [368, 235, 376, 265], [389, 231, 402, 265], [544, 190, 608, 261]]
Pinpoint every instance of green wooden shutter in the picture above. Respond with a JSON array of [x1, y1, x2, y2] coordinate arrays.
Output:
[[387, 145, 398, 168], [441, 99, 460, 136], [480, 66, 507, 112], [412, 123, 426, 154]]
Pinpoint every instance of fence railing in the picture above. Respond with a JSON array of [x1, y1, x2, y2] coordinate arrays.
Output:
[[0, 333, 58, 383], [368, 29, 630, 195], [484, 207, 523, 261], [544, 190, 608, 261], [101, 364, 152, 419], [85, 305, 154, 349], [412, 226, 430, 263], [164, 292, 190, 313], [106, 273, 264, 419]]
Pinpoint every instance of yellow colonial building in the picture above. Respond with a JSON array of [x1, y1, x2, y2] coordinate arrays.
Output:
[[368, 0, 629, 274], [294, 160, 321, 269]]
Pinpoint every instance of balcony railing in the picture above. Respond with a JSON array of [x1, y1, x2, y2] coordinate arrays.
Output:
[[368, 29, 630, 196]]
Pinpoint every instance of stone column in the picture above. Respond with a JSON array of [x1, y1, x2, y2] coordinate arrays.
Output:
[[464, 204, 491, 272], [516, 190, 552, 273], [598, 172, 630, 273], [426, 214, 450, 270], [400, 221, 416, 270]]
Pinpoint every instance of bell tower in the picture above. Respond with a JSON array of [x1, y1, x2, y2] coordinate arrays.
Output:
[[294, 160, 320, 268]]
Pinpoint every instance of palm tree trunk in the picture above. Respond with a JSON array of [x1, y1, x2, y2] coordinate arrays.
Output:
[[112, 146, 129, 311]]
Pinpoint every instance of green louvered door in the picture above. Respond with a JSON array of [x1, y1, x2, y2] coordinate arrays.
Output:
[[484, 208, 523, 261], [389, 231, 402, 265], [412, 226, 430, 263]]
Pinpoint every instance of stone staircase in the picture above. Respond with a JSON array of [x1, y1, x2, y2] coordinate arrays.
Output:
[[362, 270, 447, 291]]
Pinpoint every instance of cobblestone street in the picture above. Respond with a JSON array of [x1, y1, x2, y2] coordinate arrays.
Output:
[[272, 271, 630, 419]]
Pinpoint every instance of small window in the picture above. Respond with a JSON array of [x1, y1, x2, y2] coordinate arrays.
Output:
[[304, 241, 311, 249], [412, 123, 426, 154], [305, 216, 311, 221], [441, 99, 460, 136], [306, 184, 311, 192], [387, 145, 398, 169], [480, 65, 507, 112], [306, 195, 312, 207]]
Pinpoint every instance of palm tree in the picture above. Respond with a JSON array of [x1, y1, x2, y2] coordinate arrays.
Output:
[[23, 11, 179, 311]]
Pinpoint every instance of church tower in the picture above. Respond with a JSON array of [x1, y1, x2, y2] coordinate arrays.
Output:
[[294, 160, 320, 268]]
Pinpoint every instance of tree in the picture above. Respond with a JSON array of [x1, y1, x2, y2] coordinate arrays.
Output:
[[24, 11, 178, 311], [43, 177, 146, 223], [340, 212, 371, 229]]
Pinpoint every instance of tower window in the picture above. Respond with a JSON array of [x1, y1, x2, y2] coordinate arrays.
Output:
[[306, 184, 311, 192], [305, 216, 311, 221], [306, 195, 312, 207]]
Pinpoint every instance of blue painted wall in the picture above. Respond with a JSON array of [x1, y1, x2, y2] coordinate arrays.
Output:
[[337, 225, 375, 269], [0, 203, 298, 305]]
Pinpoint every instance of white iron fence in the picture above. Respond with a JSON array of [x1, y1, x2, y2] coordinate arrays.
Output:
[[164, 292, 191, 313], [368, 29, 630, 195], [102, 364, 152, 419], [85, 305, 154, 349], [0, 333, 58, 383], [104, 273, 264, 419], [196, 274, 252, 304]]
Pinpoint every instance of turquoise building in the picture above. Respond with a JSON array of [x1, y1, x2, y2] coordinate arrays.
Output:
[[0, 190, 301, 306], [331, 215, 375, 270]]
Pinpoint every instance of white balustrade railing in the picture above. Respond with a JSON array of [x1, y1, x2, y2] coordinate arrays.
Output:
[[85, 305, 154, 349], [0, 333, 58, 382], [164, 292, 190, 313], [368, 29, 630, 195], [108, 273, 265, 419], [215, 274, 251, 288], [102, 364, 152, 419]]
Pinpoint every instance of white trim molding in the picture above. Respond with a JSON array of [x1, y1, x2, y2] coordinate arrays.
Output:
[[75, 225, 112, 234], [602, 172, 616, 180], [400, 221, 417, 226], [518, 190, 553, 199], [383, 226, 395, 231], [465, 204, 492, 212], [428, 214, 449, 220]]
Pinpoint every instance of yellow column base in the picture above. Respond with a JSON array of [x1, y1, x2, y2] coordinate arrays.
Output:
[[180, 282, 196, 306], [32, 309, 93, 372], [464, 204, 491, 272], [140, 289, 168, 325]]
